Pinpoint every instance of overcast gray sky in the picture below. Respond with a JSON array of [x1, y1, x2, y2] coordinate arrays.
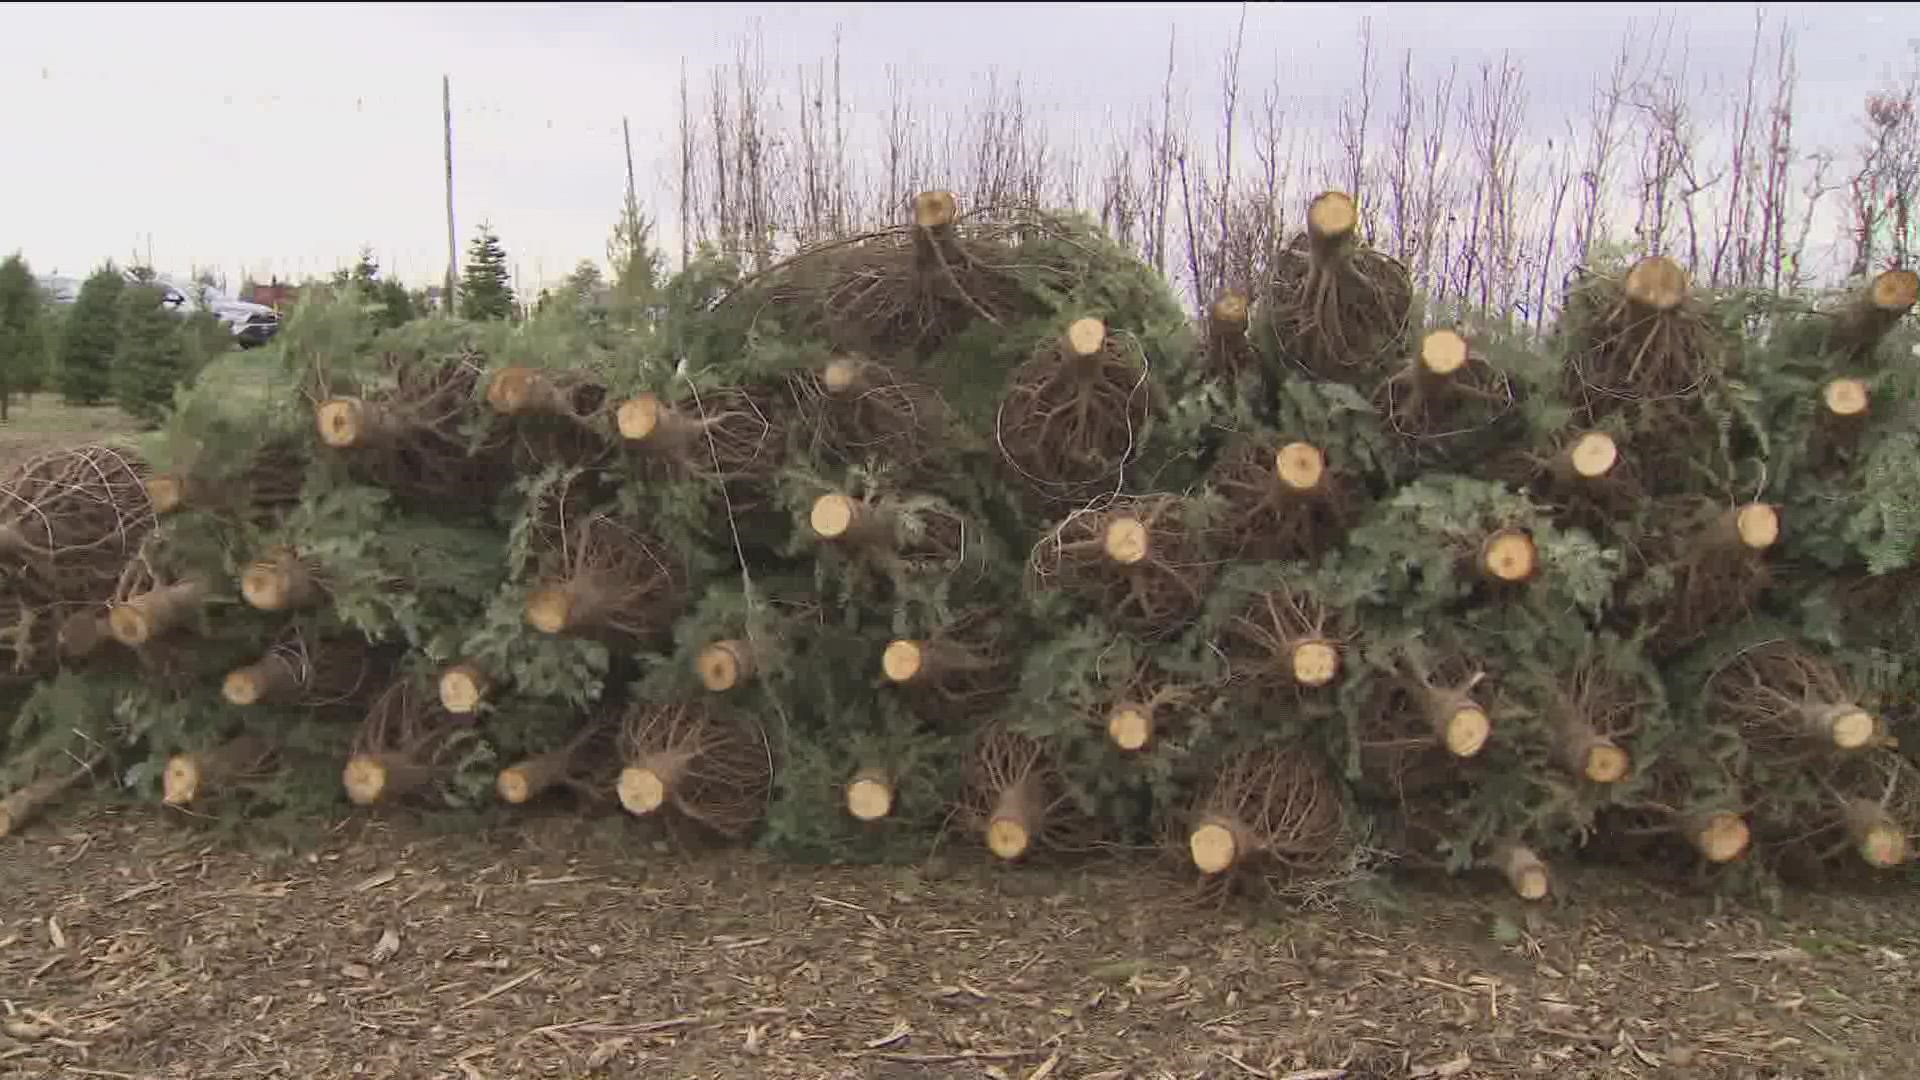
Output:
[[4, 2, 1916, 292]]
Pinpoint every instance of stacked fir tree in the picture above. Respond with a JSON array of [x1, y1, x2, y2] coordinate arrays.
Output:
[[1, 190, 1916, 900]]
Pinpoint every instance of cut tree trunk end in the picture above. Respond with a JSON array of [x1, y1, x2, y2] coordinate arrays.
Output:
[[1561, 728, 1631, 784], [615, 392, 707, 450], [1822, 378, 1870, 420], [845, 768, 895, 821], [496, 748, 576, 805], [1427, 690, 1491, 758], [1273, 442, 1327, 494], [1845, 800, 1910, 868], [820, 358, 867, 396], [343, 752, 436, 806], [986, 777, 1042, 860], [145, 473, 188, 514], [1189, 816, 1252, 875], [314, 397, 398, 449], [240, 550, 318, 612], [1554, 432, 1620, 482], [438, 663, 491, 715], [1623, 256, 1689, 312], [1103, 517, 1151, 565], [1803, 703, 1877, 750], [1832, 270, 1920, 354], [222, 656, 300, 706], [0, 766, 92, 839], [1210, 291, 1250, 333], [109, 579, 207, 647], [1052, 315, 1113, 374], [1686, 811, 1752, 864], [485, 366, 566, 416], [1419, 329, 1469, 377], [163, 734, 271, 807], [1106, 702, 1154, 752], [1478, 529, 1538, 584], [695, 640, 756, 692], [1494, 844, 1550, 900], [910, 190, 967, 270], [912, 189, 958, 230], [1306, 190, 1359, 259], [881, 639, 926, 684], [808, 493, 894, 546], [1290, 639, 1341, 688], [1713, 503, 1780, 552], [618, 753, 689, 816], [525, 581, 601, 635], [1869, 267, 1920, 311]]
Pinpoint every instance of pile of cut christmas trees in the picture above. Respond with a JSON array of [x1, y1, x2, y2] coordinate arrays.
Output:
[[3, 189, 1918, 902]]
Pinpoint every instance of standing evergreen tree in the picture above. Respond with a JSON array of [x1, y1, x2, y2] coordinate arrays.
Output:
[[606, 193, 663, 327], [113, 280, 190, 426], [460, 224, 516, 321], [352, 247, 380, 289], [375, 279, 416, 330], [0, 254, 48, 421], [58, 264, 125, 406]]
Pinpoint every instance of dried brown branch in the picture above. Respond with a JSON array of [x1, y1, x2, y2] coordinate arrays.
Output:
[[0, 753, 105, 838], [1822, 268, 1920, 359], [806, 490, 989, 587], [1540, 653, 1645, 786], [616, 700, 771, 840], [958, 722, 1095, 861], [615, 386, 785, 493], [1092, 656, 1203, 754], [343, 678, 476, 806], [1028, 495, 1218, 638], [1352, 648, 1492, 797], [498, 722, 617, 806], [1373, 328, 1517, 449], [484, 366, 615, 469], [1256, 190, 1415, 386], [162, 734, 274, 807], [1180, 744, 1352, 903], [238, 547, 322, 613], [996, 317, 1158, 504], [1220, 582, 1347, 695], [785, 356, 948, 473], [312, 353, 512, 505], [147, 439, 305, 521], [526, 513, 687, 644], [0, 445, 155, 605], [1205, 434, 1356, 562], [1617, 497, 1778, 658], [1561, 258, 1728, 429], [1707, 641, 1879, 760], [880, 608, 1015, 725], [107, 577, 208, 648], [222, 631, 378, 709]]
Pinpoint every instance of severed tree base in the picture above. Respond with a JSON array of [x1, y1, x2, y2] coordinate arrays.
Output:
[[163, 734, 273, 807], [845, 769, 896, 822], [1255, 191, 1415, 386]]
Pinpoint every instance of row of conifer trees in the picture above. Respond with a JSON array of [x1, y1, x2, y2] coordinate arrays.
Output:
[[1, 190, 1916, 900]]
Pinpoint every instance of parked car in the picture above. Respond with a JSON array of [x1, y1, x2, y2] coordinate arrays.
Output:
[[35, 271, 284, 348], [155, 279, 282, 348]]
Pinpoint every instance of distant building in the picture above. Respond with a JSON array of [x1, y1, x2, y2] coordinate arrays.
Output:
[[247, 282, 300, 311]]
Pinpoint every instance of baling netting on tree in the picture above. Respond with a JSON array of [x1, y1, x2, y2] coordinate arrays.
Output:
[[3, 190, 1918, 903]]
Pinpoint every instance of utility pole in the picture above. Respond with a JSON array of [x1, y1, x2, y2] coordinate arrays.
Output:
[[623, 116, 638, 209], [443, 74, 458, 314]]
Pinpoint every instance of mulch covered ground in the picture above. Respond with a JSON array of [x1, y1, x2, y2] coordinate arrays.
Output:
[[2, 802, 1916, 1079]]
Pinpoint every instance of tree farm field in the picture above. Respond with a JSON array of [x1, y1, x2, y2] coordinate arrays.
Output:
[[0, 403, 1917, 1079]]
